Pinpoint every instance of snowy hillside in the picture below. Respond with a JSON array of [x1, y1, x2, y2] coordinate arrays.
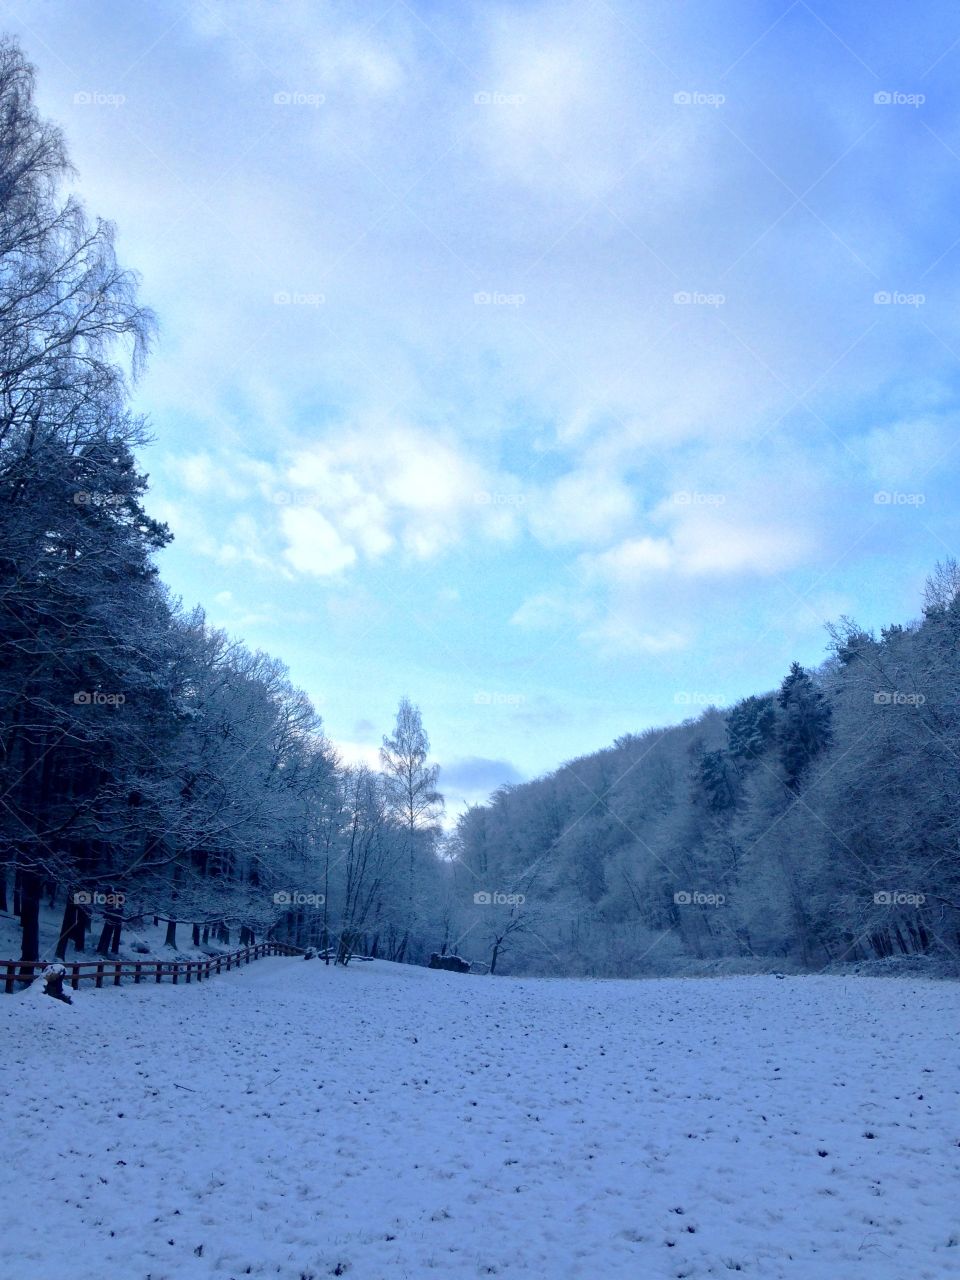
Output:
[[0, 903, 237, 970], [2, 960, 958, 1279]]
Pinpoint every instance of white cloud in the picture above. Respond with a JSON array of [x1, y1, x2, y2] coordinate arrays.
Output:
[[859, 417, 953, 486], [583, 535, 674, 582], [469, 3, 678, 201], [168, 453, 253, 500], [579, 617, 689, 659], [672, 516, 815, 577], [510, 591, 591, 631], [281, 507, 357, 576], [158, 421, 526, 579], [216, 514, 282, 572], [188, 1, 406, 101], [529, 468, 636, 546], [281, 423, 521, 567], [331, 739, 383, 771]]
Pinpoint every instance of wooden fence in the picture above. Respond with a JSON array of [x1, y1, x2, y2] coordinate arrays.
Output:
[[2, 940, 302, 995]]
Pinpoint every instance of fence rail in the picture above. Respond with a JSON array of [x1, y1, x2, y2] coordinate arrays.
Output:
[[2, 940, 302, 995]]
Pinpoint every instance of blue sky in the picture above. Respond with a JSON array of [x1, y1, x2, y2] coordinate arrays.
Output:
[[6, 0, 960, 815]]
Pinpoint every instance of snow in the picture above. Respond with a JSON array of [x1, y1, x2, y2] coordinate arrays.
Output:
[[2, 960, 958, 1279], [0, 904, 235, 968]]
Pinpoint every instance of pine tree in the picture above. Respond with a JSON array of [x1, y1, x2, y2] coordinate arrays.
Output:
[[776, 662, 832, 788], [726, 694, 776, 762]]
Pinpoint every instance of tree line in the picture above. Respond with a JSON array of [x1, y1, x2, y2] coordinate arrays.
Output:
[[446, 565, 960, 976], [0, 38, 446, 968]]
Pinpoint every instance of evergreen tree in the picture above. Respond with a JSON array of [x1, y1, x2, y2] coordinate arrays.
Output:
[[726, 694, 776, 762], [776, 662, 832, 789]]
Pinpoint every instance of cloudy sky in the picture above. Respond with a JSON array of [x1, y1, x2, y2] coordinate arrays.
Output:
[[6, 0, 960, 814]]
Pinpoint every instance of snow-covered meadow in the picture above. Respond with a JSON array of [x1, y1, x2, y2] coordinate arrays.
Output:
[[2, 959, 958, 1280]]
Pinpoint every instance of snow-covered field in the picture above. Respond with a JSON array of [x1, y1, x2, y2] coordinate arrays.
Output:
[[2, 959, 958, 1280]]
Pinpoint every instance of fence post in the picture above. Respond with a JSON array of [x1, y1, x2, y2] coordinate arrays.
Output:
[[71, 963, 80, 991], [185, 962, 191, 984], [135, 963, 141, 985], [114, 962, 121, 987], [172, 963, 179, 985], [95, 963, 104, 989], [155, 962, 162, 984]]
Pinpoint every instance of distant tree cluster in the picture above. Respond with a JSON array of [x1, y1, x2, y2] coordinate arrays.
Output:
[[0, 39, 446, 967], [446, 570, 960, 976]]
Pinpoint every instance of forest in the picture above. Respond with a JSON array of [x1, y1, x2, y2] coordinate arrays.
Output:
[[2, 32, 957, 979], [449, 582, 960, 975], [0, 38, 447, 970]]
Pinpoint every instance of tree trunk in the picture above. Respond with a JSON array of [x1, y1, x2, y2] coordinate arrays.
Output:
[[70, 904, 89, 952], [192, 923, 200, 947], [107, 913, 121, 954], [18, 867, 43, 963], [164, 917, 178, 948], [55, 897, 77, 960], [96, 910, 122, 956]]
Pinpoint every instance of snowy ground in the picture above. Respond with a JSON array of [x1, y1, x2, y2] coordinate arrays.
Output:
[[2, 960, 958, 1280]]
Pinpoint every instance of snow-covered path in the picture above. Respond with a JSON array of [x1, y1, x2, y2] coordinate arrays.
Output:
[[2, 960, 958, 1279]]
